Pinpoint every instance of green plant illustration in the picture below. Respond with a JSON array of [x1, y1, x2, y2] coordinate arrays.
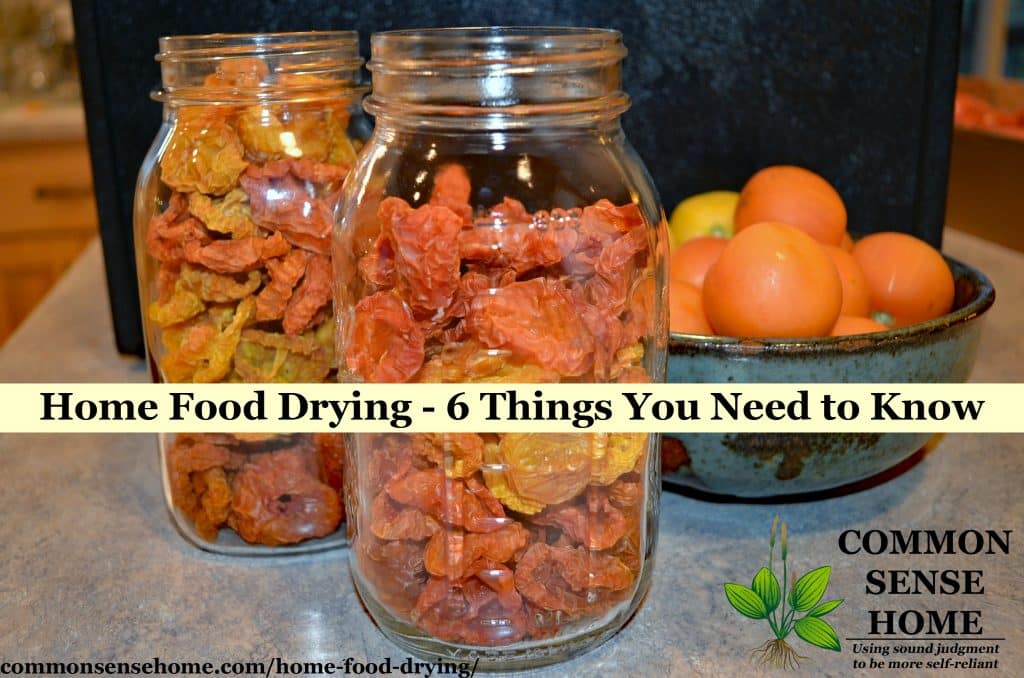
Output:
[[723, 516, 843, 670]]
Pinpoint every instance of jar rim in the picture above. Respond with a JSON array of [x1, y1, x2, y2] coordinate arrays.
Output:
[[157, 31, 360, 61], [369, 26, 626, 71], [366, 26, 628, 127], [153, 31, 364, 106]]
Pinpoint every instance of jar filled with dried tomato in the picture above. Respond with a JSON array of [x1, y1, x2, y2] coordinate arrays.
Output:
[[334, 28, 668, 667], [134, 32, 367, 554]]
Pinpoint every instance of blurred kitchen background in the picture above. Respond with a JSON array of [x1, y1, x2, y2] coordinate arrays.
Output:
[[0, 0, 1021, 346]]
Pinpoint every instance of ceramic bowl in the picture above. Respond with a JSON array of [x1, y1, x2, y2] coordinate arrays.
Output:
[[663, 254, 995, 497]]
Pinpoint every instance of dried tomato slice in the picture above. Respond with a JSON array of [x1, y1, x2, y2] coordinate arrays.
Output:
[[423, 523, 527, 579], [256, 249, 308, 321], [532, 486, 628, 551], [183, 232, 290, 274], [487, 433, 593, 511], [371, 491, 441, 541], [389, 203, 462, 315], [240, 162, 336, 254], [385, 468, 510, 533], [228, 449, 342, 546], [357, 537, 428, 615], [345, 292, 425, 383], [412, 577, 527, 646], [160, 118, 248, 195], [514, 543, 634, 614], [428, 163, 473, 224], [283, 253, 332, 335], [465, 278, 594, 377], [147, 193, 211, 264], [411, 433, 484, 478]]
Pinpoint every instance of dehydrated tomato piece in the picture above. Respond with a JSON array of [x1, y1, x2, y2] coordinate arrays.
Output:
[[357, 537, 428, 615], [228, 449, 342, 546], [371, 491, 440, 541], [476, 565, 523, 613], [514, 543, 634, 614], [346, 292, 425, 383], [428, 163, 473, 224], [607, 474, 643, 510], [465, 278, 594, 377], [587, 226, 649, 314], [179, 264, 261, 303], [412, 577, 527, 646], [183, 231, 290, 273], [357, 231, 396, 289], [389, 203, 462, 315], [193, 466, 232, 540], [160, 118, 248, 195], [161, 297, 254, 383], [415, 339, 561, 385], [461, 200, 578, 273], [256, 249, 308, 321], [148, 279, 205, 328], [166, 437, 233, 539], [385, 468, 510, 533], [289, 157, 350, 185], [283, 253, 332, 335], [240, 161, 336, 254], [423, 523, 527, 579], [188, 189, 258, 238], [565, 199, 645, 276], [235, 105, 287, 161], [233, 326, 331, 384], [486, 433, 592, 512], [591, 433, 647, 486], [313, 432, 345, 507], [533, 486, 628, 551], [147, 193, 211, 264], [411, 433, 484, 478]]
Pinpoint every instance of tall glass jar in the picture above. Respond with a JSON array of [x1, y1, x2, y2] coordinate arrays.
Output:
[[334, 28, 668, 667], [134, 32, 366, 555]]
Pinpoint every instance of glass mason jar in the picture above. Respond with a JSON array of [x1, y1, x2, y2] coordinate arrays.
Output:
[[134, 32, 366, 555], [334, 28, 668, 667]]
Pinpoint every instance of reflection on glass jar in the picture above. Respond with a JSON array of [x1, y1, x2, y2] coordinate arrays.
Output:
[[334, 27, 668, 668], [134, 32, 366, 555]]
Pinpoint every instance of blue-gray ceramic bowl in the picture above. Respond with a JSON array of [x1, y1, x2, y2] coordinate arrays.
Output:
[[664, 254, 995, 497]]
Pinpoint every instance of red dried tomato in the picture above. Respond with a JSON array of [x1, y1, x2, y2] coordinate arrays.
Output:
[[256, 249, 308, 321], [429, 163, 473, 224], [533, 486, 629, 551], [183, 232, 290, 273], [465, 277, 594, 377], [228, 449, 342, 546], [283, 253, 332, 335], [240, 162, 336, 255], [412, 577, 527, 646], [346, 292, 425, 383], [514, 543, 633, 614], [389, 203, 462, 315]]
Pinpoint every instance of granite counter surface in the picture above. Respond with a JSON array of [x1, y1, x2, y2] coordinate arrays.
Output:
[[0, 231, 1021, 677]]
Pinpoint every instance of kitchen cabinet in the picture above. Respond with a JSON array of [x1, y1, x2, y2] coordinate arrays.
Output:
[[0, 131, 97, 343]]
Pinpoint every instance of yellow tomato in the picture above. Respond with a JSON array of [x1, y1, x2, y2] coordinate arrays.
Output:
[[668, 190, 738, 248]]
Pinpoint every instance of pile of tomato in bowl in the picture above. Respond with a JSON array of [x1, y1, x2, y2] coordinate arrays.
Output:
[[662, 165, 995, 497]]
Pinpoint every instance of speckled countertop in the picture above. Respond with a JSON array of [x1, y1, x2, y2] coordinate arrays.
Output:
[[0, 231, 1021, 677]]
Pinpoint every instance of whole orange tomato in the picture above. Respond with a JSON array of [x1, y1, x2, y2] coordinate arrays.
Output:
[[669, 236, 728, 289], [734, 165, 847, 246], [852, 232, 954, 327], [823, 245, 871, 317], [703, 222, 842, 338], [830, 315, 890, 336], [668, 279, 712, 335]]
